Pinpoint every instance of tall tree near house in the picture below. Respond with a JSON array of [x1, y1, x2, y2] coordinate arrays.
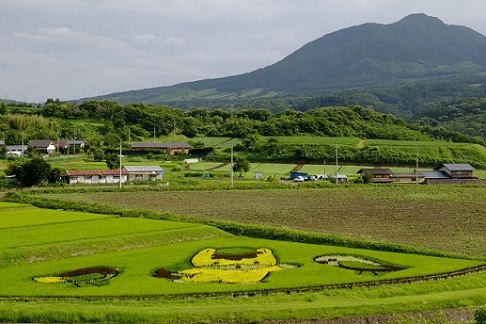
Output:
[[105, 152, 120, 170], [232, 155, 250, 177]]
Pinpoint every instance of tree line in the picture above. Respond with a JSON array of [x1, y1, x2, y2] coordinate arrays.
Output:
[[1, 99, 483, 149]]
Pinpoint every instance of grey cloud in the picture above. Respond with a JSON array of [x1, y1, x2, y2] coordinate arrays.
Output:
[[1, 0, 486, 102]]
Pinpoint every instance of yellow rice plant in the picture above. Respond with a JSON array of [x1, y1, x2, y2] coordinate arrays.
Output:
[[32, 276, 66, 284], [191, 248, 277, 268], [179, 266, 282, 283]]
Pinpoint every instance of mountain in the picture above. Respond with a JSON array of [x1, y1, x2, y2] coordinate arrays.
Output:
[[81, 13, 486, 106]]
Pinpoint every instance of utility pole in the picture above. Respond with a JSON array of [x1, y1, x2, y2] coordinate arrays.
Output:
[[415, 145, 419, 185], [335, 146, 339, 184], [153, 126, 156, 143], [230, 145, 234, 188], [119, 140, 123, 189], [323, 159, 326, 180], [21, 132, 25, 157], [73, 129, 76, 155]]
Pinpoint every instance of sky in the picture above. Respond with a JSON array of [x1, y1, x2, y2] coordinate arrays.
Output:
[[2, 0, 486, 103]]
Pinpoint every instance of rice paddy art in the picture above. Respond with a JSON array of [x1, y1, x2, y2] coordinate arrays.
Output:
[[33, 266, 119, 287], [154, 247, 295, 283]]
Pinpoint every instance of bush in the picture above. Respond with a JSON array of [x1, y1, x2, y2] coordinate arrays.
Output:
[[93, 149, 105, 162], [475, 305, 486, 324]]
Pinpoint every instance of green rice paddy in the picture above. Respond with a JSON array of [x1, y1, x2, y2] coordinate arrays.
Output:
[[0, 191, 486, 323]]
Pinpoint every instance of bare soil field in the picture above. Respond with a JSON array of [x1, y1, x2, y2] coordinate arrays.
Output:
[[50, 185, 486, 258]]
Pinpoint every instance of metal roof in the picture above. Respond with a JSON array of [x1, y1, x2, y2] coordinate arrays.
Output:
[[65, 170, 128, 176], [123, 166, 164, 172], [357, 168, 393, 175], [422, 171, 451, 179], [30, 139, 54, 148], [131, 142, 192, 149], [437, 163, 475, 171], [6, 145, 28, 151]]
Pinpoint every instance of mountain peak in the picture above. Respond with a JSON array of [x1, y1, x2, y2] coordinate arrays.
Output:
[[393, 13, 446, 28], [397, 13, 442, 23]]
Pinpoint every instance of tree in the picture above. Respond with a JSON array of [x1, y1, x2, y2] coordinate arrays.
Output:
[[93, 148, 105, 162], [242, 134, 262, 152], [0, 144, 6, 159], [0, 103, 7, 115], [105, 152, 120, 170], [7, 157, 53, 186], [476, 305, 486, 324], [233, 155, 250, 177]]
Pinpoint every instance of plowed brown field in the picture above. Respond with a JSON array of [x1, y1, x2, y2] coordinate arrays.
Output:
[[51, 185, 486, 257]]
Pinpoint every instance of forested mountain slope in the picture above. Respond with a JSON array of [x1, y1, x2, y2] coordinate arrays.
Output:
[[81, 13, 486, 107]]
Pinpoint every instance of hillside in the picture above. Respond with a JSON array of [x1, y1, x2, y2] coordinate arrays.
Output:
[[80, 13, 486, 106]]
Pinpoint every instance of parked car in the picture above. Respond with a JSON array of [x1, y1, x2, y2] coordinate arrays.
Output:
[[294, 176, 306, 182]]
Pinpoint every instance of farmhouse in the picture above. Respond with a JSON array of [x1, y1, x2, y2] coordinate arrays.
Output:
[[435, 163, 476, 179], [123, 166, 164, 181], [423, 163, 480, 184], [30, 139, 56, 155], [131, 142, 192, 155], [6, 145, 28, 157], [357, 168, 394, 183], [330, 174, 348, 184], [63, 170, 128, 185], [57, 140, 85, 152], [392, 172, 424, 184]]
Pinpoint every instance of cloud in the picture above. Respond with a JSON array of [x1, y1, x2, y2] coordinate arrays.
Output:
[[2, 0, 486, 102], [133, 34, 185, 46]]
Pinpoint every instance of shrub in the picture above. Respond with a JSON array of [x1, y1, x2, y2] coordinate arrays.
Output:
[[93, 149, 105, 162], [475, 305, 486, 324]]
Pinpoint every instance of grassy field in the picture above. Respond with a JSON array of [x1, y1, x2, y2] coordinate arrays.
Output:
[[0, 201, 485, 323]]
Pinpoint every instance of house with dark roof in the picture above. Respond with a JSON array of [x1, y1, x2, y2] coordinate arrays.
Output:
[[131, 142, 192, 155], [423, 163, 480, 184], [435, 163, 476, 179], [6, 145, 28, 157], [357, 168, 395, 183], [30, 139, 56, 155], [57, 140, 85, 153]]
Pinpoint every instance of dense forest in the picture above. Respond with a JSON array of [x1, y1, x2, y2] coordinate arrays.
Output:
[[1, 99, 484, 146], [1, 97, 485, 167]]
